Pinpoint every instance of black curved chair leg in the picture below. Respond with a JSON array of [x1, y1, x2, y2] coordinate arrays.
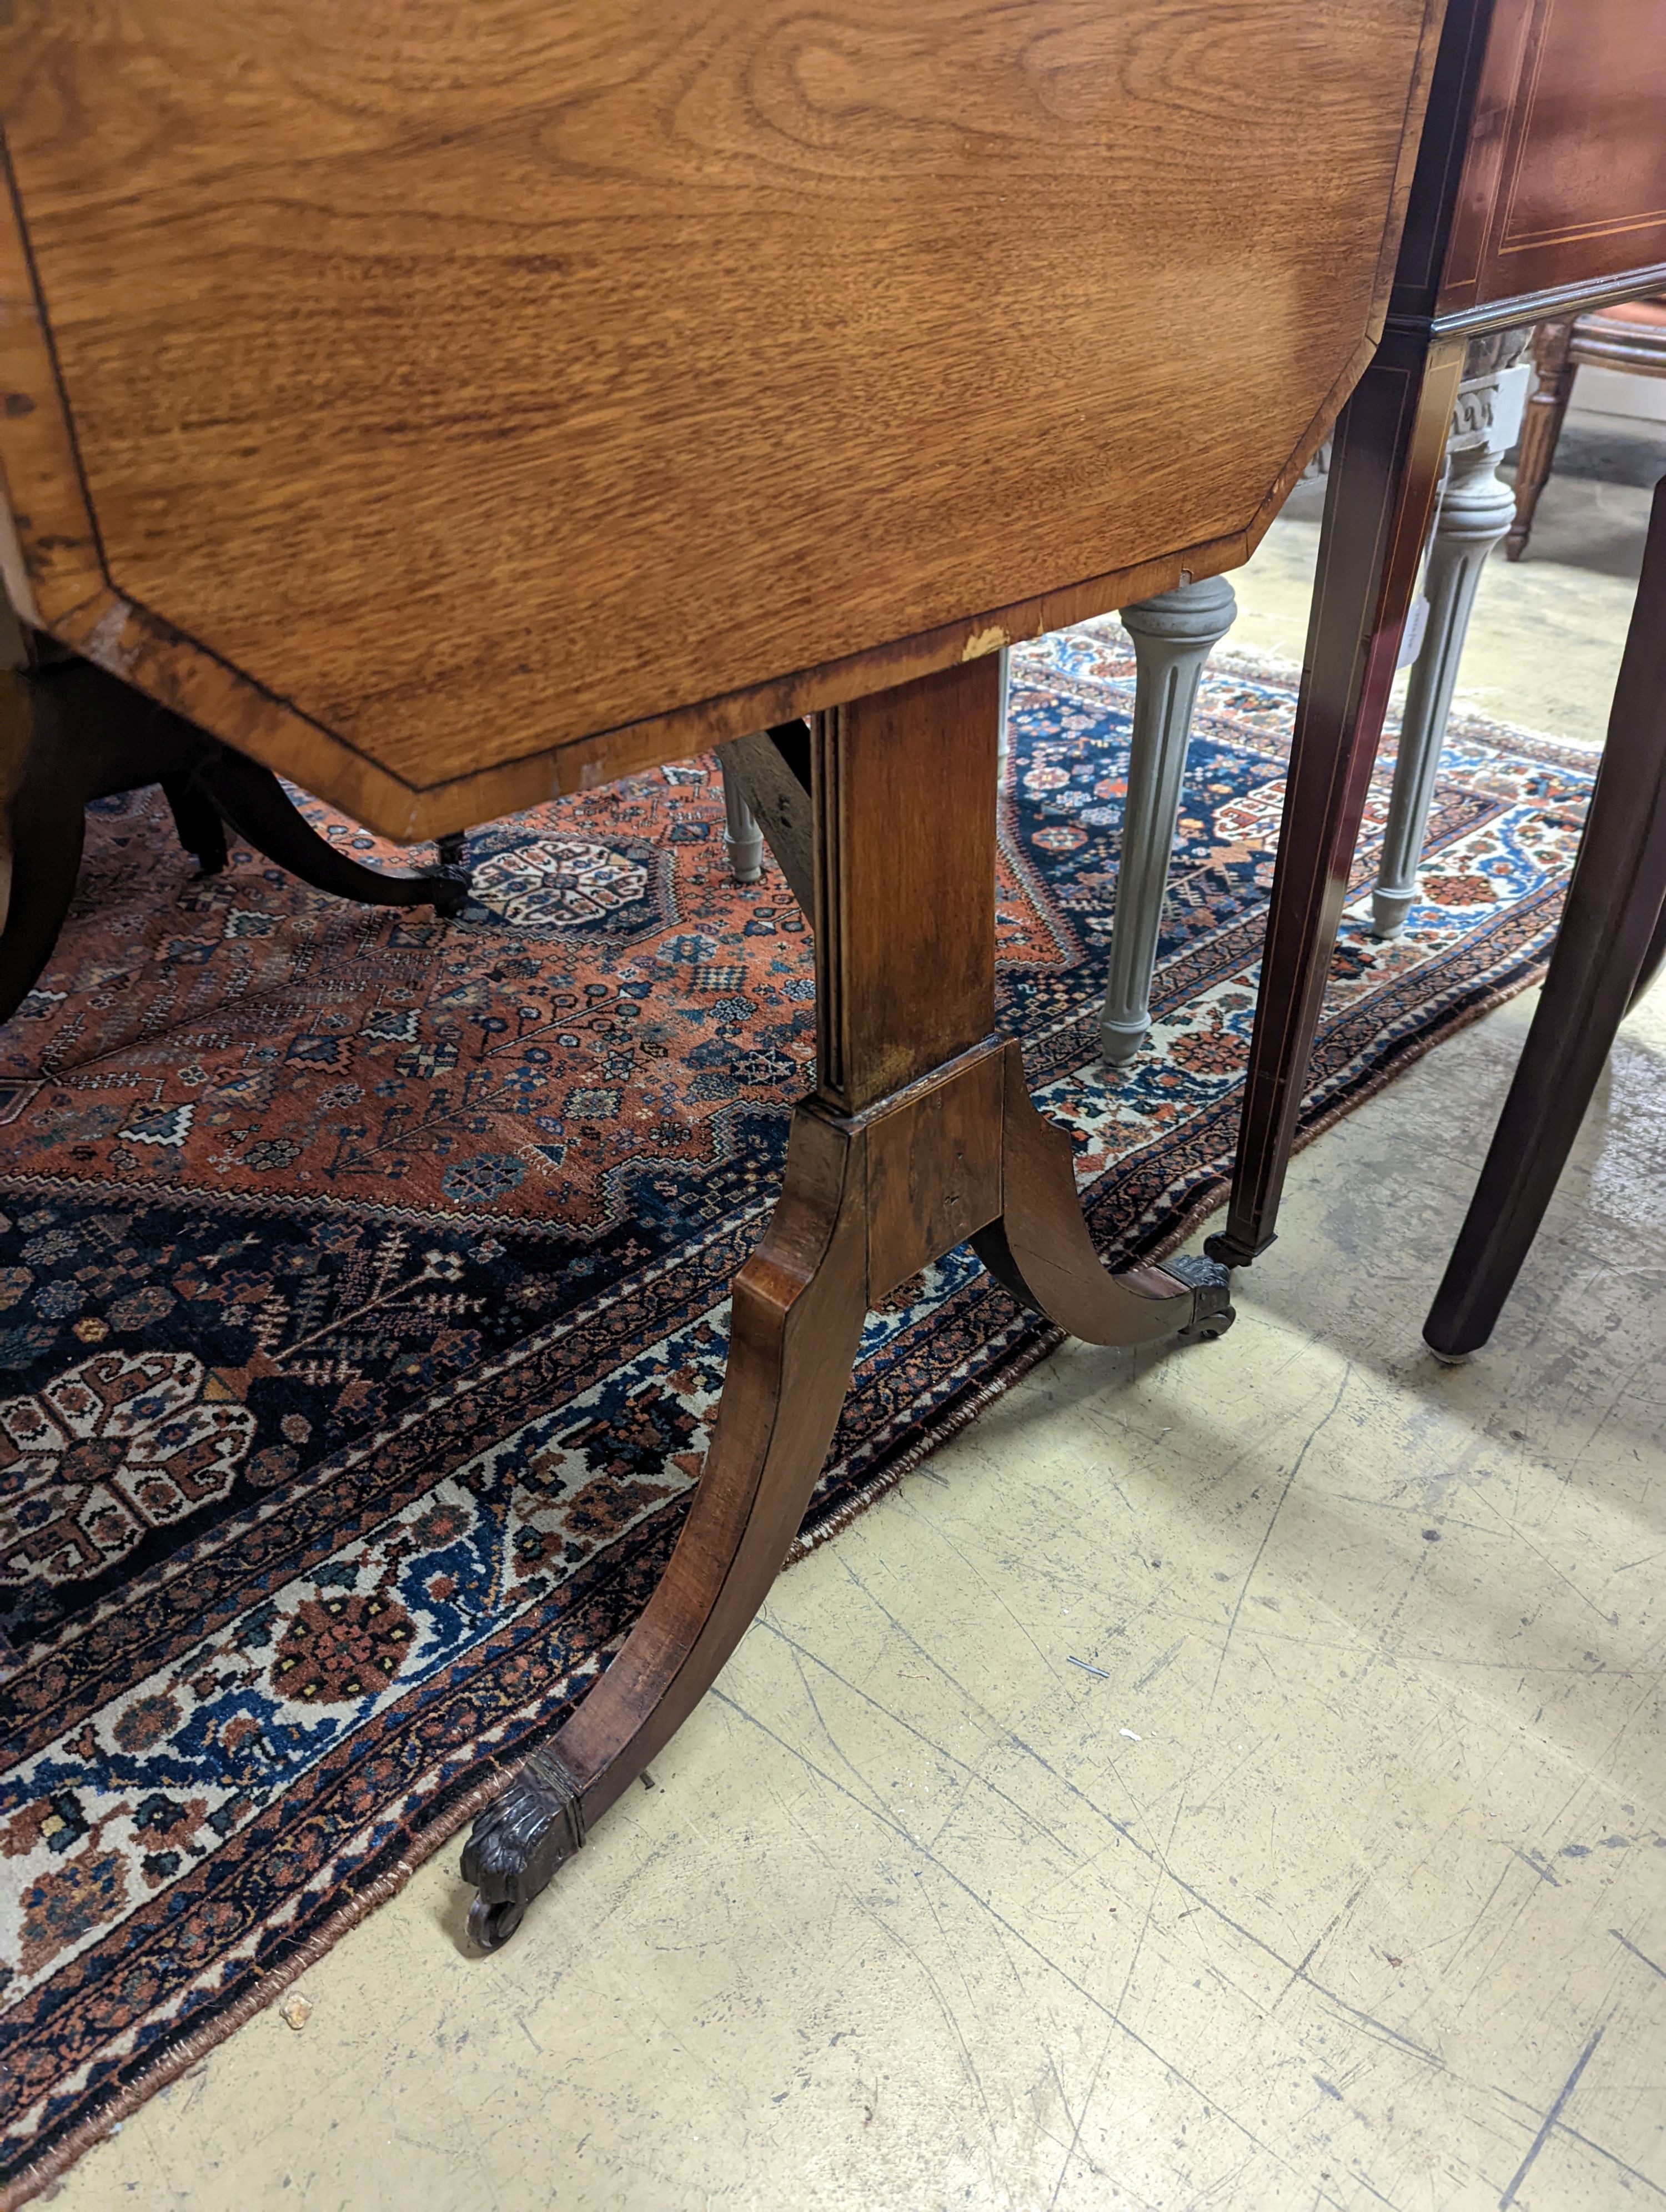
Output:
[[431, 832, 472, 919], [195, 750, 469, 912], [160, 771, 229, 875], [0, 772, 88, 1024], [0, 652, 476, 1033]]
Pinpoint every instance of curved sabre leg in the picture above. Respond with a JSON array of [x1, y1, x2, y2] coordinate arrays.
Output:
[[461, 1107, 869, 1947], [1423, 479, 1666, 1360], [972, 1043, 1235, 1346], [194, 749, 469, 912]]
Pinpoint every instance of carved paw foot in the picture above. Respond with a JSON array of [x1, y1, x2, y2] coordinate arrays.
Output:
[[460, 1744, 588, 1950], [1162, 1252, 1237, 1343]]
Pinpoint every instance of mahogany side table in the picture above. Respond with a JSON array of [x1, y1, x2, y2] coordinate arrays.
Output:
[[1205, 0, 1666, 1275]]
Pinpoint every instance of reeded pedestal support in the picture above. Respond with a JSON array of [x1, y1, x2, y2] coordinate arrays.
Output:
[[1372, 338, 1529, 940], [1098, 576, 1238, 1065]]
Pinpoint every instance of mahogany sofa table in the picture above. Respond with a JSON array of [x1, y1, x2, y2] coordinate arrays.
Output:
[[0, 0, 1446, 1946]]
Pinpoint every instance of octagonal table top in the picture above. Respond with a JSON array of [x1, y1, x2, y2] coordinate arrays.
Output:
[[1, 0, 1441, 837]]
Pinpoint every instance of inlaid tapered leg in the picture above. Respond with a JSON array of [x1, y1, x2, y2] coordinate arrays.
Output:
[[1634, 900, 1666, 1009], [461, 652, 1228, 1947], [1424, 478, 1666, 1359], [1206, 330, 1466, 1270]]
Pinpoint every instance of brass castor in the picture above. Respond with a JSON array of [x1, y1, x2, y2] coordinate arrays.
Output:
[[466, 1895, 526, 1952]]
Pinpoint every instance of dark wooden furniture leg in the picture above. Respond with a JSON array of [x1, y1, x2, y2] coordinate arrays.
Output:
[[461, 653, 1233, 1948], [0, 670, 93, 1024], [1204, 330, 1467, 1271], [0, 654, 474, 1024], [192, 746, 470, 916], [1423, 478, 1666, 1359], [1633, 898, 1666, 1009], [1504, 321, 1576, 564], [160, 772, 230, 876]]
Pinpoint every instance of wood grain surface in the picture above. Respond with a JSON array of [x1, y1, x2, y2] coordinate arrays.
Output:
[[813, 653, 998, 1113], [1439, 0, 1666, 317], [1, 1, 1441, 836]]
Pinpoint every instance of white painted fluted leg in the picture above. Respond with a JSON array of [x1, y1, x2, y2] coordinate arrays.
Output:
[[1098, 574, 1237, 1068], [1372, 343, 1529, 938], [720, 760, 764, 883]]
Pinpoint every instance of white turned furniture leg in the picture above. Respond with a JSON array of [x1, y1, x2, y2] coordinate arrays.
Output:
[[1372, 341, 1530, 939], [1098, 574, 1237, 1068], [719, 759, 764, 883]]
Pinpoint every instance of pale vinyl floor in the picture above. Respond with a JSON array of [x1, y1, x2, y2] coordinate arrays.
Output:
[[54, 454, 1666, 2212]]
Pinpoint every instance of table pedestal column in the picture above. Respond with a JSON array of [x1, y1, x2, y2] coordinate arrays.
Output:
[[461, 651, 1233, 1948]]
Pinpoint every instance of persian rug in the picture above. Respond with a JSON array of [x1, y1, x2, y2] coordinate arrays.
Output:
[[0, 624, 1597, 2205]]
